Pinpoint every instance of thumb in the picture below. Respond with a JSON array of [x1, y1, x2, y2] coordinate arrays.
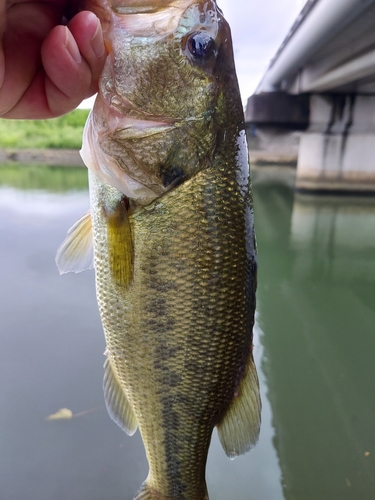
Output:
[[0, 1, 6, 89]]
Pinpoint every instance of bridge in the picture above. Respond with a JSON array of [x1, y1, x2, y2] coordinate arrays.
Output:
[[246, 0, 375, 192]]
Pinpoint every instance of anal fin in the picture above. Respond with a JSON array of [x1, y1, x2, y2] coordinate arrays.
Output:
[[103, 357, 138, 436], [217, 355, 261, 458], [133, 483, 155, 500]]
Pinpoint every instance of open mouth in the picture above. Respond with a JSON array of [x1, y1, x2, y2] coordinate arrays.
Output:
[[112, 6, 160, 14], [107, 93, 175, 125], [111, 0, 188, 15], [114, 116, 175, 139], [110, 0, 199, 17], [110, 0, 198, 37]]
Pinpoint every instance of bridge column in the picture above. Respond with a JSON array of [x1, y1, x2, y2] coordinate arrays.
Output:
[[296, 94, 375, 192]]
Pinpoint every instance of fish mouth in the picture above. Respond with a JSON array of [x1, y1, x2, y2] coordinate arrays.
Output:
[[112, 113, 212, 141], [110, 0, 198, 36], [107, 93, 212, 134], [113, 6, 159, 14], [103, 94, 177, 138], [115, 116, 176, 139], [111, 0, 196, 15], [107, 97, 212, 140]]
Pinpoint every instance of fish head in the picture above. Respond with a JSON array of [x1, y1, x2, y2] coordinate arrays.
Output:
[[81, 0, 243, 206]]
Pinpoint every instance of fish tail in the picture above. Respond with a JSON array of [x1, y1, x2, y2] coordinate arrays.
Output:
[[133, 481, 209, 499]]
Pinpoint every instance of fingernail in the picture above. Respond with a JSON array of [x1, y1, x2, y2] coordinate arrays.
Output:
[[91, 18, 105, 58], [65, 27, 82, 64]]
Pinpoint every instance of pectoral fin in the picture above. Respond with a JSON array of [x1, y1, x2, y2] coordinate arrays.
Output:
[[55, 212, 94, 274], [103, 357, 138, 436], [217, 356, 261, 458], [105, 198, 133, 287]]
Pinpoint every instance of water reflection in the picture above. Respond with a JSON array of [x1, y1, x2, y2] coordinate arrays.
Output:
[[253, 176, 375, 500], [291, 194, 375, 283], [2, 164, 375, 499], [0, 165, 282, 500]]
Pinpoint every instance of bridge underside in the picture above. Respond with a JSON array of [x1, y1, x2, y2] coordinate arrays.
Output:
[[297, 94, 375, 193], [249, 0, 375, 193], [246, 93, 375, 193]]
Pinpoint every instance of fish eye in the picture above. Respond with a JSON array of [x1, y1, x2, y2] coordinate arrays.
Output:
[[186, 31, 216, 60]]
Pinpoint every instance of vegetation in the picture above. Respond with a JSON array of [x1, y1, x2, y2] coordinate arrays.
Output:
[[0, 109, 90, 149]]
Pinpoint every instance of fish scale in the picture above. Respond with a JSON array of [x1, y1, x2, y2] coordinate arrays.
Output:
[[57, 1, 261, 498], [89, 131, 256, 498]]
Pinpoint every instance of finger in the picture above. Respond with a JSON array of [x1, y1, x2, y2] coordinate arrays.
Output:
[[0, 1, 64, 118], [40, 11, 105, 117], [42, 24, 91, 116], [5, 23, 87, 119], [0, 9, 106, 119], [68, 11, 106, 96], [0, 0, 6, 88]]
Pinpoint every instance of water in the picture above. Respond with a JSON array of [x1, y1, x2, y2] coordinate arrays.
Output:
[[254, 178, 375, 500], [1, 165, 374, 500]]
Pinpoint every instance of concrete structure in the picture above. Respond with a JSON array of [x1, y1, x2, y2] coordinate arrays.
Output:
[[246, 0, 375, 192]]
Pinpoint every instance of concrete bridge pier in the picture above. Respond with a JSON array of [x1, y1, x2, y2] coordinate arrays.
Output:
[[296, 94, 375, 193]]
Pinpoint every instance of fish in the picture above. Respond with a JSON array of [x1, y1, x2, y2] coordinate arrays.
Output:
[[56, 1, 261, 498]]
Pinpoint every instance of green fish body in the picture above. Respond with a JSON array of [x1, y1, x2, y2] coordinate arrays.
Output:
[[57, 1, 260, 498]]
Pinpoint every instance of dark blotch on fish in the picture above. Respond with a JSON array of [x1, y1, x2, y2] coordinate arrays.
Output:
[[161, 165, 185, 188]]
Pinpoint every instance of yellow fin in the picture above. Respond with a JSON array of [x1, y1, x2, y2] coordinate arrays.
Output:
[[133, 483, 154, 500], [217, 356, 261, 458], [55, 212, 94, 274], [103, 357, 138, 436], [105, 199, 133, 287]]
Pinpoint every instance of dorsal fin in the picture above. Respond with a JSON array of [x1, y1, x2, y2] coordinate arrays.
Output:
[[105, 198, 133, 287], [217, 355, 261, 458], [55, 212, 94, 274], [103, 357, 138, 436]]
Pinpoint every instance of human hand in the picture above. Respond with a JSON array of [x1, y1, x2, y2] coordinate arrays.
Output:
[[0, 1, 106, 119]]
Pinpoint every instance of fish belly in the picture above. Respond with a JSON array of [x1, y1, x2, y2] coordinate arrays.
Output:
[[89, 155, 257, 499]]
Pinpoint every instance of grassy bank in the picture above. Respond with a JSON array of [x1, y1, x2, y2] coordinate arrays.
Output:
[[0, 109, 90, 149]]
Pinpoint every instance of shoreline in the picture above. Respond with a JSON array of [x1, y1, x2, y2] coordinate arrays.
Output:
[[0, 149, 85, 168], [0, 148, 297, 169]]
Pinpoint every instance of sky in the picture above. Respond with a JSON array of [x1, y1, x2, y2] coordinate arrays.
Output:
[[218, 0, 306, 102], [79, 0, 306, 108]]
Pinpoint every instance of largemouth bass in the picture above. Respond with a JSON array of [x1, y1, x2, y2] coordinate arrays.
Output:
[[57, 1, 261, 498]]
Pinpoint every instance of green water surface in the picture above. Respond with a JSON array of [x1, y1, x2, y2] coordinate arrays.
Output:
[[0, 165, 374, 500]]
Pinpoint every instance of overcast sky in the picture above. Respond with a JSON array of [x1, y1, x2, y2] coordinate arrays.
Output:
[[80, 0, 305, 108], [218, 0, 306, 103]]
